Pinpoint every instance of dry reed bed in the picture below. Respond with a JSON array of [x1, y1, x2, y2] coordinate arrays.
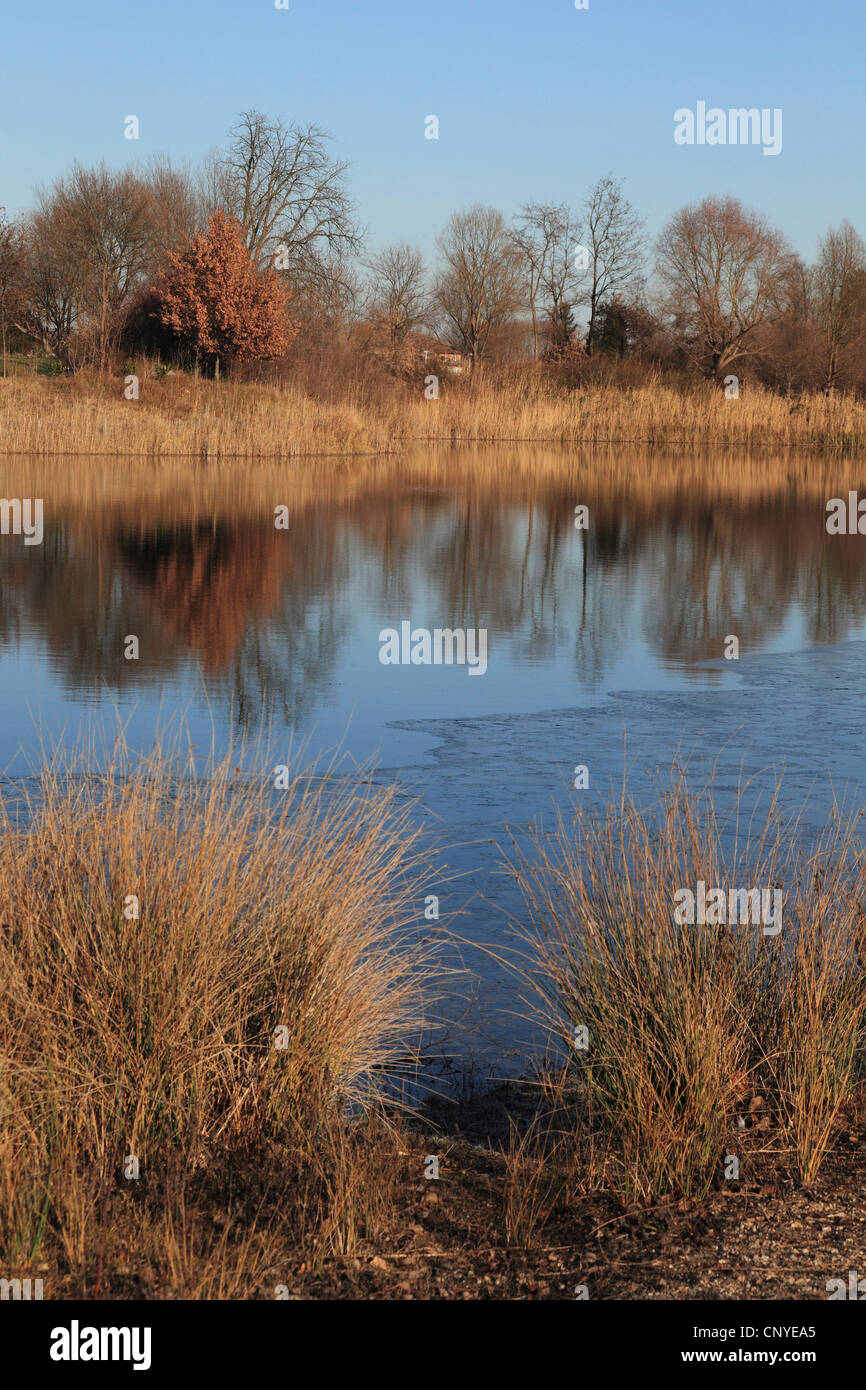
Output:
[[0, 375, 392, 459], [3, 373, 866, 457], [0, 737, 438, 1283], [507, 774, 866, 1203]]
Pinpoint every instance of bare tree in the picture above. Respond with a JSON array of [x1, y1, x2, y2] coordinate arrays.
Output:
[[364, 243, 431, 345], [205, 110, 362, 272], [0, 210, 24, 364], [291, 245, 362, 342], [511, 204, 557, 360], [512, 203, 583, 357], [434, 205, 521, 365], [539, 205, 585, 349], [656, 195, 793, 379], [29, 163, 155, 368], [755, 254, 819, 393], [142, 155, 203, 267], [582, 175, 644, 354], [814, 221, 866, 391], [17, 204, 81, 356]]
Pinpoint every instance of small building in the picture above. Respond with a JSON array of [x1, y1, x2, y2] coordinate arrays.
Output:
[[421, 348, 466, 374]]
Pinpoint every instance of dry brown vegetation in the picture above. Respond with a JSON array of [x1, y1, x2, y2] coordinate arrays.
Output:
[[0, 734, 439, 1296], [0, 738, 864, 1298], [4, 368, 866, 459], [508, 775, 866, 1202]]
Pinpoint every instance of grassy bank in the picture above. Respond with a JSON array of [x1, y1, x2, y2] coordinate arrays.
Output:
[[0, 738, 438, 1296], [3, 369, 866, 457], [0, 746, 864, 1298]]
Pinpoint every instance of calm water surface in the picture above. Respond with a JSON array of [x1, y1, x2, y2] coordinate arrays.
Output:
[[3, 452, 865, 1069]]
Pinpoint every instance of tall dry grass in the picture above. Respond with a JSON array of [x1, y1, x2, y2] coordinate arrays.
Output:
[[0, 734, 438, 1284], [0, 718, 862, 1291], [508, 774, 866, 1201], [3, 369, 866, 457]]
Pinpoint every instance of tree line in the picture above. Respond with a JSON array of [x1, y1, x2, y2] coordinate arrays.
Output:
[[0, 108, 864, 392]]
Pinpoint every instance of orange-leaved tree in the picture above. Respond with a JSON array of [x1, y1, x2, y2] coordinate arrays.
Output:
[[159, 211, 294, 374]]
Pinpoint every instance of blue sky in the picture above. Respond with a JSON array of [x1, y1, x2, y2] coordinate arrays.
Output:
[[2, 0, 864, 264]]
